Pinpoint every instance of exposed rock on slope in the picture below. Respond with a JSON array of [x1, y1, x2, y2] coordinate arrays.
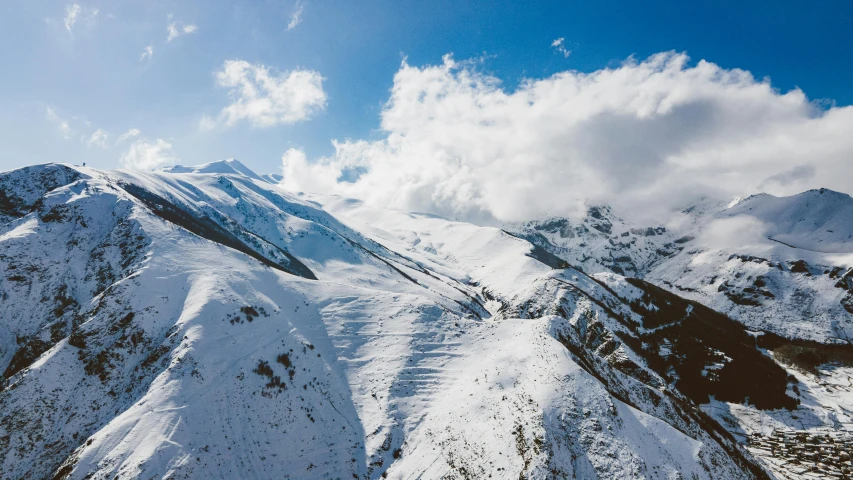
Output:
[[0, 162, 773, 479], [509, 191, 853, 342], [504, 190, 853, 478]]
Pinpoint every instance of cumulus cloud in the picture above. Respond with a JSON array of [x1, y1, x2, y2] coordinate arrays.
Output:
[[279, 52, 853, 224], [551, 37, 571, 58], [140, 45, 153, 62], [167, 20, 198, 42], [120, 138, 178, 170], [210, 60, 326, 128], [86, 129, 108, 148], [281, 147, 318, 189], [116, 128, 141, 144], [288, 0, 304, 30], [45, 106, 72, 139]]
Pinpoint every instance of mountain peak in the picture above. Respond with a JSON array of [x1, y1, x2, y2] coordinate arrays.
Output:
[[730, 187, 853, 212], [799, 187, 852, 200], [161, 158, 263, 181], [720, 187, 853, 253]]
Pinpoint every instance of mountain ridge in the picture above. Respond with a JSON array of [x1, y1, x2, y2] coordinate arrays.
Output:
[[1, 161, 851, 479]]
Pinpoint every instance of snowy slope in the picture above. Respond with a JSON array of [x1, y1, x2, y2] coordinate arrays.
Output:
[[314, 194, 779, 478], [508, 206, 676, 278], [496, 190, 853, 479], [0, 162, 771, 479], [646, 190, 853, 342], [507, 191, 853, 343], [161, 159, 268, 183], [723, 189, 853, 254]]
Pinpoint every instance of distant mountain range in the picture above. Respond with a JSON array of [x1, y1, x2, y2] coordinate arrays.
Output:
[[1, 160, 851, 479]]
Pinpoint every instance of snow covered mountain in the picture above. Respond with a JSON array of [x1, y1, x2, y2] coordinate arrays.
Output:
[[646, 194, 853, 343], [510, 190, 853, 342], [724, 189, 853, 254], [1, 160, 850, 479], [506, 190, 853, 477]]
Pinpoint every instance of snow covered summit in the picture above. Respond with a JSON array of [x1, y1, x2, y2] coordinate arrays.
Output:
[[161, 158, 268, 182], [723, 188, 853, 253]]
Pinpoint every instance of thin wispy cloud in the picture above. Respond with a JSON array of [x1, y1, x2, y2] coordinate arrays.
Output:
[[63, 3, 98, 36], [287, 1, 304, 30], [208, 60, 326, 128], [45, 106, 72, 139], [116, 128, 141, 144], [166, 23, 178, 42], [198, 115, 217, 131], [140, 45, 154, 62], [551, 37, 571, 58], [167, 20, 199, 42], [45, 105, 113, 147], [64, 4, 80, 34], [86, 129, 109, 148]]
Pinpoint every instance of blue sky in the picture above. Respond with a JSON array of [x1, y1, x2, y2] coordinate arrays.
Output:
[[2, 1, 853, 221]]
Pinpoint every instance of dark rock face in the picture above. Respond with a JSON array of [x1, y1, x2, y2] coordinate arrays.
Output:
[[510, 271, 773, 479], [617, 279, 798, 410], [0, 164, 82, 222]]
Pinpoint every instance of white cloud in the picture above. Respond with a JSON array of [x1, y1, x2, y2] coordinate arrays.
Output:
[[210, 60, 326, 128], [86, 129, 109, 148], [140, 45, 154, 62], [119, 138, 178, 170], [167, 21, 198, 42], [116, 128, 141, 144], [280, 148, 313, 190], [64, 4, 80, 34], [698, 216, 769, 249], [45, 106, 72, 139], [279, 52, 853, 224], [63, 3, 97, 36], [198, 115, 217, 131], [287, 0, 304, 30], [759, 164, 816, 189], [551, 37, 571, 58], [166, 23, 179, 42]]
